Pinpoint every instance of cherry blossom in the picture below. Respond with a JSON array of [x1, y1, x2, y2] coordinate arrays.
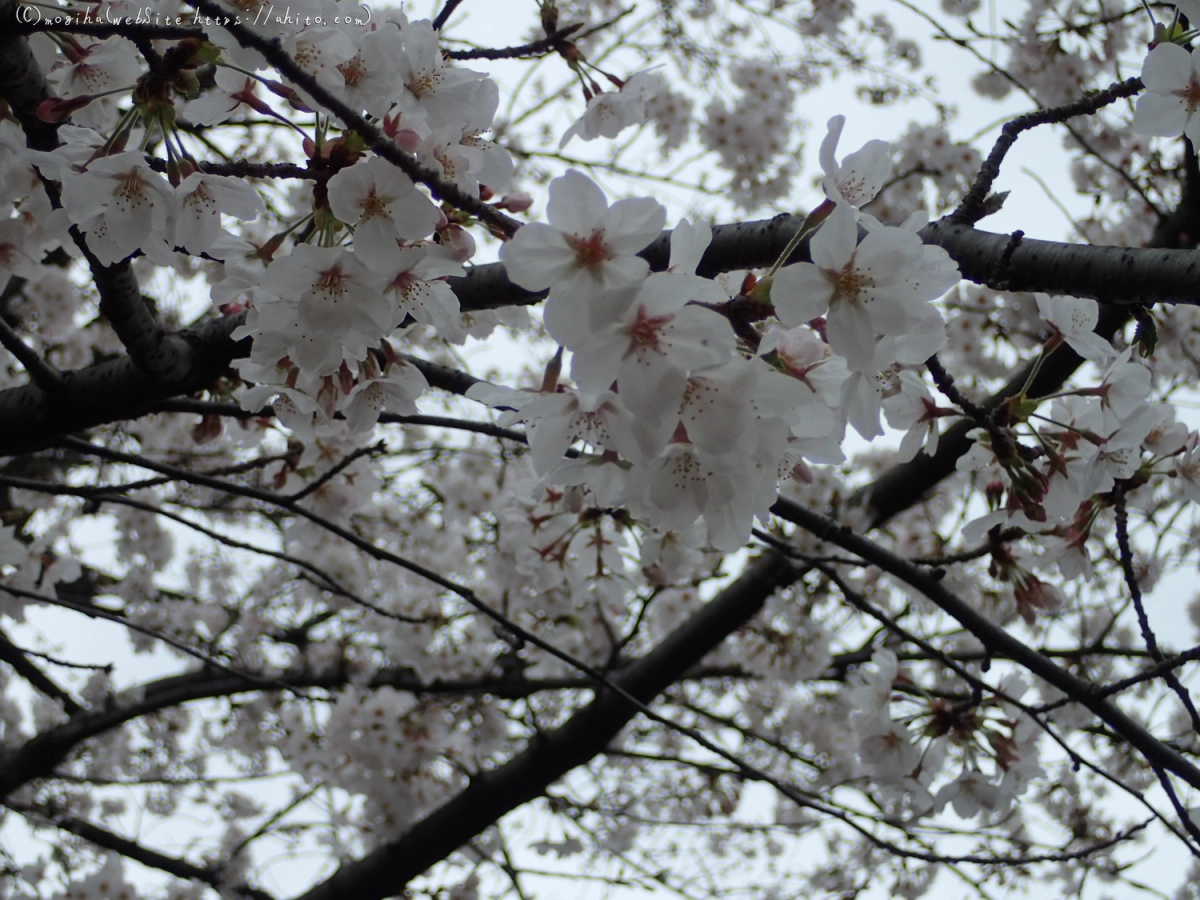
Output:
[[0, 219, 41, 283], [570, 271, 735, 422], [559, 73, 656, 148], [246, 246, 392, 375], [341, 360, 430, 433], [395, 15, 492, 130], [819, 114, 891, 208], [1133, 42, 1200, 143], [336, 27, 405, 118], [48, 37, 142, 98], [1034, 293, 1115, 363], [379, 243, 467, 342], [326, 157, 442, 268], [882, 370, 952, 462], [417, 128, 484, 196], [513, 388, 646, 474], [934, 768, 1002, 819], [282, 26, 357, 102], [500, 169, 666, 345], [770, 203, 956, 372], [183, 66, 274, 126], [58, 150, 175, 265], [1176, 435, 1200, 504], [173, 172, 264, 255]]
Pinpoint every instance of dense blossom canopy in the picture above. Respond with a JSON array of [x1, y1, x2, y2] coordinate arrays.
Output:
[[5, 1, 1200, 899]]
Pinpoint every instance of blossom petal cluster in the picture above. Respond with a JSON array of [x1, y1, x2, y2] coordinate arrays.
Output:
[[491, 163, 962, 550]]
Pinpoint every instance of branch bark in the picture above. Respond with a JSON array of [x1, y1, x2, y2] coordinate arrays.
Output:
[[294, 553, 796, 900], [4, 210, 1189, 455], [769, 495, 1200, 792]]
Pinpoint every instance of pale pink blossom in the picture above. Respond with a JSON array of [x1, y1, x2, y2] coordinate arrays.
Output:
[[500, 169, 665, 345], [935, 769, 1001, 819], [570, 273, 735, 423], [559, 73, 656, 149], [1034, 293, 1115, 363], [1133, 42, 1200, 143], [49, 37, 142, 99], [380, 243, 467, 342], [327, 157, 441, 268], [59, 151, 175, 265], [174, 172, 263, 255], [250, 246, 392, 375], [819, 114, 891, 208], [342, 362, 430, 433], [771, 203, 953, 373]]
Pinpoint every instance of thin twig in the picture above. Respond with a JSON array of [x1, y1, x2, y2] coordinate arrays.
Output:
[[0, 316, 63, 390]]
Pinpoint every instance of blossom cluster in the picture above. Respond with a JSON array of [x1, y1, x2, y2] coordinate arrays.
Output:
[[478, 116, 959, 551]]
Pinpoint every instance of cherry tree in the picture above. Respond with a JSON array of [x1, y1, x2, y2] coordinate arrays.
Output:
[[3, 0, 1200, 897]]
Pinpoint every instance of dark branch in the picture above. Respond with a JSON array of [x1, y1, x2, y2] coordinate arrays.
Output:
[[770, 495, 1200, 793], [8, 803, 275, 900]]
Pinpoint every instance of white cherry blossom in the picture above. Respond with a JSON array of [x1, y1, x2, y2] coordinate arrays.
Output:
[[516, 389, 646, 473], [336, 27, 404, 118], [396, 15, 493, 130], [771, 203, 949, 373], [1133, 42, 1200, 143], [500, 169, 666, 345], [342, 361, 430, 433], [183, 66, 273, 126], [1034, 293, 1115, 363], [819, 114, 891, 208], [59, 150, 175, 265], [327, 157, 441, 268], [1176, 434, 1200, 504], [173, 172, 264, 255], [48, 37, 142, 98], [283, 26, 357, 102], [934, 768, 1001, 819], [559, 73, 655, 149], [417, 127, 484, 196], [883, 369, 951, 462], [380, 243, 467, 342], [570, 272, 735, 422], [249, 246, 392, 375]]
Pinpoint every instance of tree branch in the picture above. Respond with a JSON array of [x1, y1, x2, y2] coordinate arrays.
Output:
[[769, 495, 1200, 792], [293, 553, 796, 900], [7, 802, 275, 900]]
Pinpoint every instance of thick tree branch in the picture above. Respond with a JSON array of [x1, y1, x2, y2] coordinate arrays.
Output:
[[293, 553, 796, 900], [922, 218, 1200, 306], [0, 0, 60, 153], [0, 313, 247, 456]]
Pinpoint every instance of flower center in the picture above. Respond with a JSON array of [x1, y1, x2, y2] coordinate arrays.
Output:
[[566, 230, 610, 270], [317, 266, 348, 298], [338, 56, 367, 87], [833, 266, 871, 302], [116, 171, 149, 208], [628, 308, 672, 351], [360, 190, 388, 221], [1182, 79, 1200, 114]]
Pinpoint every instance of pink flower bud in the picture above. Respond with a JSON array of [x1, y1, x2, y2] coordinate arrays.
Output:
[[496, 192, 533, 213]]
